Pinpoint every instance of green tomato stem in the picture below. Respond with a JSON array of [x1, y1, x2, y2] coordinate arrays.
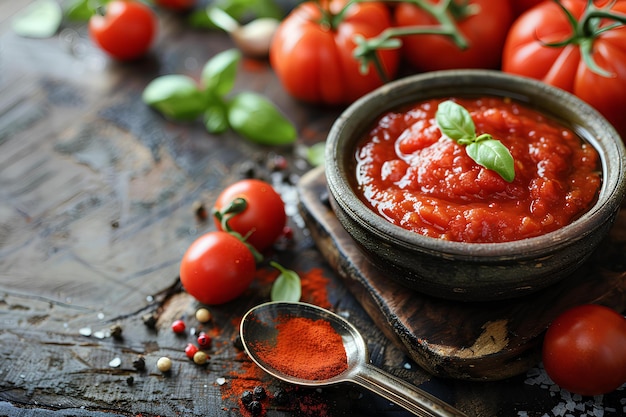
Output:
[[351, 0, 471, 80], [543, 0, 626, 77], [213, 197, 264, 263]]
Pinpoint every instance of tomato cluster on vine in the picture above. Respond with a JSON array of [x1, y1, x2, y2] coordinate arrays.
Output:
[[270, 0, 626, 140]]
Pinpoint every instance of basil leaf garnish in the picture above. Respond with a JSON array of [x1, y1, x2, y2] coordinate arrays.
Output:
[[201, 49, 241, 97], [436, 100, 515, 182]]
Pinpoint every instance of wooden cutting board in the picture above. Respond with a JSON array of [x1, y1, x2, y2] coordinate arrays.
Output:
[[297, 166, 626, 381]]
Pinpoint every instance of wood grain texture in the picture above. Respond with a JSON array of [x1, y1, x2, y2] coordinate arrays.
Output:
[[1, 2, 625, 416]]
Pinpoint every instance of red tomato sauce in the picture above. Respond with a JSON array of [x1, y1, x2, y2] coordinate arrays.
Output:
[[354, 97, 601, 243]]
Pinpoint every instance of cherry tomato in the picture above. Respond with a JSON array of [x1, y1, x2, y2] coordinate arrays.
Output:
[[89, 1, 157, 61], [270, 0, 400, 105], [394, 0, 514, 72], [213, 179, 286, 252], [180, 231, 256, 305], [542, 304, 626, 396], [502, 0, 626, 140], [154, 0, 195, 12]]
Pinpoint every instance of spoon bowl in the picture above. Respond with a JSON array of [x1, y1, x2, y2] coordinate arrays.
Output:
[[240, 301, 468, 417]]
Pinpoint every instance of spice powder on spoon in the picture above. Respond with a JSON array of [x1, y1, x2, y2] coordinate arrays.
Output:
[[253, 315, 348, 380]]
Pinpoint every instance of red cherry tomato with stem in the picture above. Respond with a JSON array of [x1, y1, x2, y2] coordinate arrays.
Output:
[[89, 0, 157, 60], [213, 179, 286, 253], [542, 304, 626, 396], [180, 231, 256, 305]]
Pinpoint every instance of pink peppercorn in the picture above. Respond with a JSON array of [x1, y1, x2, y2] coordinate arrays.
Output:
[[171, 319, 186, 334]]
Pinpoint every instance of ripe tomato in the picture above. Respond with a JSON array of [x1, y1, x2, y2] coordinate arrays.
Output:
[[270, 0, 400, 105], [213, 179, 286, 252], [154, 0, 195, 12], [88, 1, 157, 60], [180, 231, 256, 305], [394, 0, 514, 71], [502, 0, 626, 140], [542, 304, 626, 396], [511, 0, 544, 16]]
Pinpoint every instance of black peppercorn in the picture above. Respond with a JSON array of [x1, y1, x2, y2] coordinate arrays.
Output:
[[141, 313, 157, 329], [252, 385, 266, 401], [273, 388, 289, 405], [247, 400, 262, 416], [132, 356, 146, 372], [241, 390, 254, 406]]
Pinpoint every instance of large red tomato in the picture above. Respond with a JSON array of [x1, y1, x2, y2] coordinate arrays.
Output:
[[394, 0, 514, 71], [502, 0, 626, 140], [89, 0, 157, 60], [542, 304, 626, 396], [270, 0, 400, 106], [511, 0, 544, 16]]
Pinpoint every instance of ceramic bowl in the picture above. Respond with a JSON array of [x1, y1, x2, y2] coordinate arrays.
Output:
[[325, 69, 626, 301]]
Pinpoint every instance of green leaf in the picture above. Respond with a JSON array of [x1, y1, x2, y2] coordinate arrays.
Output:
[[228, 92, 297, 146], [142, 75, 207, 121], [466, 140, 515, 183], [187, 8, 219, 29], [270, 262, 301, 302], [12, 0, 63, 38], [201, 49, 241, 97], [435, 100, 476, 144], [214, 0, 283, 21], [203, 101, 229, 134], [306, 142, 326, 167], [436, 100, 515, 182], [64, 0, 96, 21]]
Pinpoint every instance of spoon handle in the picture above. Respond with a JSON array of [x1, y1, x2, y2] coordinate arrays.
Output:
[[353, 363, 468, 417]]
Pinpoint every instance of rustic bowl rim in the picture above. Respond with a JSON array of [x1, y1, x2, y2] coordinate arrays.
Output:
[[325, 69, 626, 260]]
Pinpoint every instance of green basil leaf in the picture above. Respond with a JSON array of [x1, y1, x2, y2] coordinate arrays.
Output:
[[187, 9, 219, 29], [466, 139, 515, 183], [203, 101, 229, 134], [65, 0, 95, 21], [435, 100, 476, 143], [201, 49, 241, 97], [228, 92, 297, 146], [12, 0, 63, 38], [306, 142, 326, 167], [270, 262, 301, 302], [215, 0, 283, 21], [142, 75, 206, 121]]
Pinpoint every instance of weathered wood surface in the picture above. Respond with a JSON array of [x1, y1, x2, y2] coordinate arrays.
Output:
[[0, 2, 625, 417], [299, 166, 626, 381]]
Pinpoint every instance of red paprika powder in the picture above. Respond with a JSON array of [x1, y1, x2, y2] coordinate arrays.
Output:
[[253, 316, 348, 380]]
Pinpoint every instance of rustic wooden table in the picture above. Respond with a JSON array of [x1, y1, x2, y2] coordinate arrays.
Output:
[[1, 2, 624, 417]]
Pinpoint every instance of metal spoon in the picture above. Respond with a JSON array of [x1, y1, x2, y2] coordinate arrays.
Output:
[[239, 301, 468, 417]]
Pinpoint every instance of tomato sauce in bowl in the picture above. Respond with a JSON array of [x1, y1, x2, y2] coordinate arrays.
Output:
[[354, 97, 602, 243]]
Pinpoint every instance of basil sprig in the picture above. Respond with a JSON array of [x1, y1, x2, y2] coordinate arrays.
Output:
[[435, 100, 515, 182], [269, 261, 301, 302], [142, 49, 296, 146]]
